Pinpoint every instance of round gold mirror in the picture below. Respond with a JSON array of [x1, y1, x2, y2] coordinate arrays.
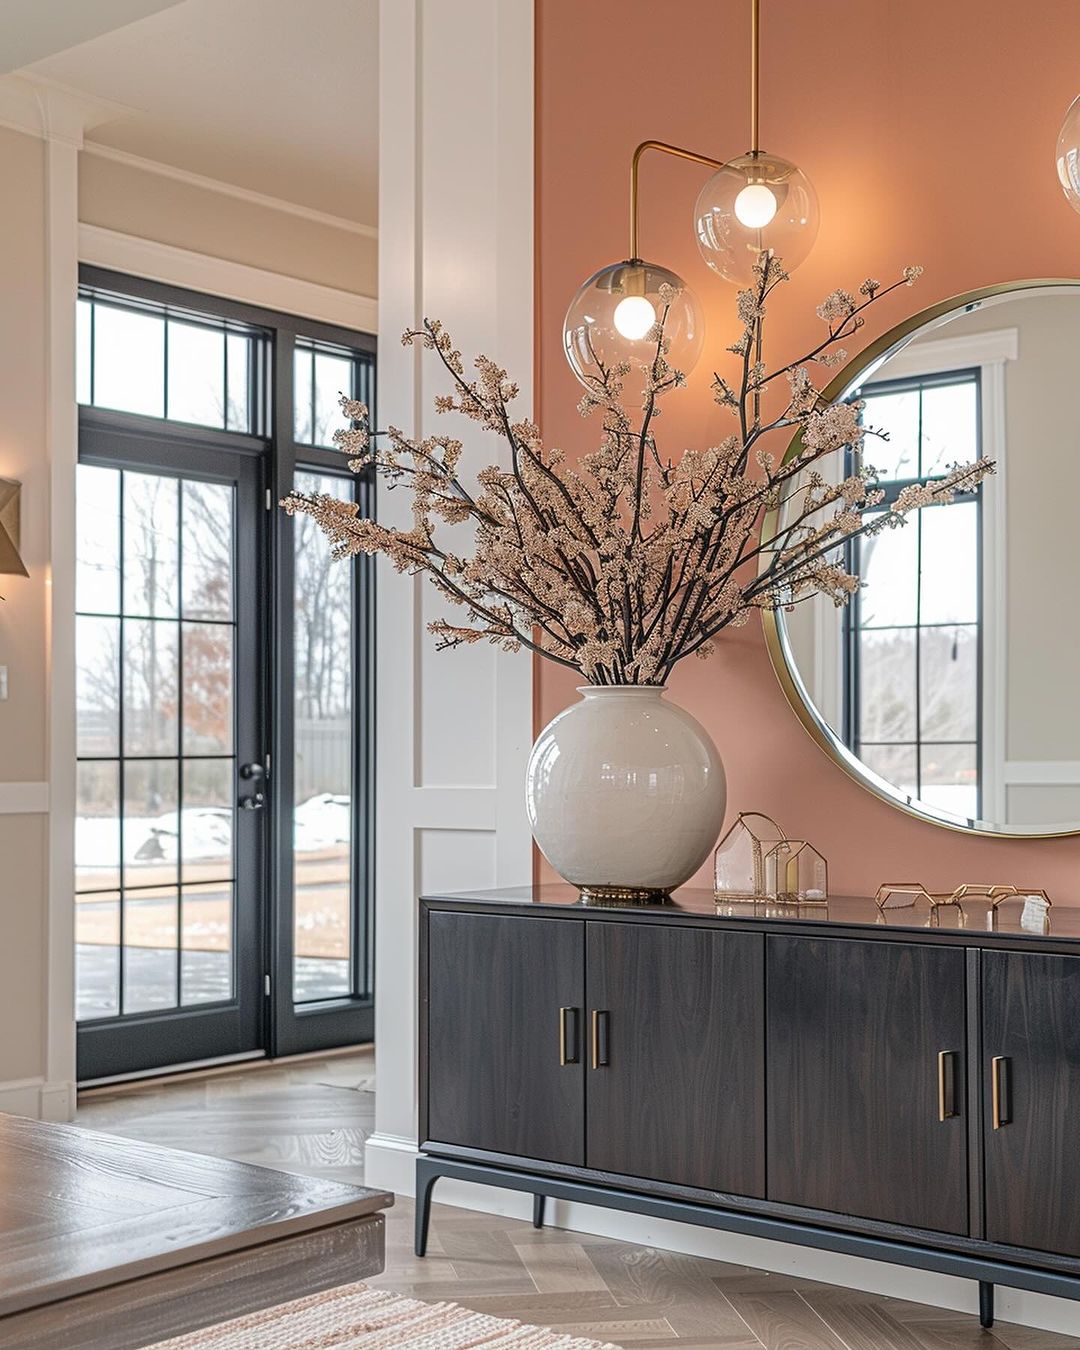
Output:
[[765, 279, 1080, 838]]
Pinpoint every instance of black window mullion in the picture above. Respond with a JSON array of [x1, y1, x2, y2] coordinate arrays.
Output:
[[117, 470, 126, 1015]]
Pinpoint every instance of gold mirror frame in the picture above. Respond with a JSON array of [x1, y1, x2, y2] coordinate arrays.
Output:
[[762, 278, 1080, 840]]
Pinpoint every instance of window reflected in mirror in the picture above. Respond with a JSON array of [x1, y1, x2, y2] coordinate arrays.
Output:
[[774, 283, 1080, 836]]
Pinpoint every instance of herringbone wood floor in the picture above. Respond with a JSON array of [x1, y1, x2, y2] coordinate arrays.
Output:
[[77, 1051, 1079, 1349]]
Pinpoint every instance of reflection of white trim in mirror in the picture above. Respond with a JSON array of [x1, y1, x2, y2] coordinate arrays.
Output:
[[864, 326, 1015, 825]]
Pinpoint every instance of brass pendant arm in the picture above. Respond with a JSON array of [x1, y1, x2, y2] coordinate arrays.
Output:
[[629, 139, 729, 262]]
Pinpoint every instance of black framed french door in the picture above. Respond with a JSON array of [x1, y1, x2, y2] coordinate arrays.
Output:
[[76, 421, 267, 1080], [74, 266, 376, 1080]]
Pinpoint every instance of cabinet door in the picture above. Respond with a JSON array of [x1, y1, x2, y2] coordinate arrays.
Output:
[[425, 911, 584, 1165], [767, 937, 968, 1235], [983, 951, 1080, 1257], [586, 922, 764, 1197]]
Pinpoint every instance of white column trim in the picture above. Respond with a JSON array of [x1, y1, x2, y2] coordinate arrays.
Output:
[[44, 128, 80, 1118], [78, 224, 377, 333], [367, 0, 534, 1184]]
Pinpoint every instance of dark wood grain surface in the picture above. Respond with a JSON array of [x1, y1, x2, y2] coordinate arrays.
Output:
[[766, 936, 969, 1236], [983, 950, 1080, 1259], [585, 921, 764, 1197], [0, 1114, 391, 1317], [426, 911, 585, 1165]]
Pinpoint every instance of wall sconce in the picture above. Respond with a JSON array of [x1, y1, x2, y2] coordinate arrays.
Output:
[[563, 0, 820, 391], [0, 478, 29, 590]]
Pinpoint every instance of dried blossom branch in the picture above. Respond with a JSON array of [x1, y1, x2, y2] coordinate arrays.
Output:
[[282, 257, 992, 686]]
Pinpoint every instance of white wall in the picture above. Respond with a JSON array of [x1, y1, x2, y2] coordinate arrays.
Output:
[[363, 0, 534, 1190]]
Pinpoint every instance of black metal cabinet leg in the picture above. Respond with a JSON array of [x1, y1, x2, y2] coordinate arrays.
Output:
[[533, 1193, 546, 1229], [415, 1158, 439, 1257], [979, 1281, 994, 1329]]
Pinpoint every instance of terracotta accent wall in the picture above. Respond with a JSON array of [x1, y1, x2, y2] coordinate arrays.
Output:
[[535, 0, 1080, 894]]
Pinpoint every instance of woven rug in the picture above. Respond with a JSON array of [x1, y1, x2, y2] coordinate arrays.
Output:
[[147, 1281, 623, 1349]]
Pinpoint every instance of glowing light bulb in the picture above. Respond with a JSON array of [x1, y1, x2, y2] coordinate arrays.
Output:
[[612, 294, 656, 340], [733, 182, 778, 228]]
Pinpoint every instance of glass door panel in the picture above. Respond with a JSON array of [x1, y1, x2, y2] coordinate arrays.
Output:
[[292, 470, 354, 1001], [75, 446, 263, 1080]]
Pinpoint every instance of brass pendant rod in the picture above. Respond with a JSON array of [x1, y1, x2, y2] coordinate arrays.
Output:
[[629, 139, 728, 262], [750, 0, 761, 154]]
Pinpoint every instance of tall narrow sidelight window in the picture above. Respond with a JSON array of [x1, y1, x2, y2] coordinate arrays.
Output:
[[292, 470, 355, 1001]]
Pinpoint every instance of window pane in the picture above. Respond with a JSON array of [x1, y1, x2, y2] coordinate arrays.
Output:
[[921, 379, 977, 477], [182, 480, 233, 620], [920, 625, 978, 742], [226, 332, 251, 433], [294, 470, 353, 1001], [76, 892, 120, 1021], [858, 628, 916, 743], [122, 887, 178, 1013], [182, 623, 233, 753], [93, 305, 165, 417], [124, 759, 179, 889], [123, 472, 179, 617], [294, 345, 313, 443], [77, 616, 120, 757], [860, 743, 918, 799], [76, 464, 120, 614], [314, 350, 353, 447], [862, 387, 919, 480], [167, 320, 225, 428], [76, 760, 120, 893], [920, 500, 978, 624], [181, 881, 233, 1005], [921, 744, 978, 819], [857, 515, 918, 627], [181, 758, 233, 883], [123, 619, 179, 756], [76, 298, 92, 405]]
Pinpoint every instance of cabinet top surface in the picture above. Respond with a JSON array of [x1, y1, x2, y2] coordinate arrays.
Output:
[[421, 885, 1080, 946]]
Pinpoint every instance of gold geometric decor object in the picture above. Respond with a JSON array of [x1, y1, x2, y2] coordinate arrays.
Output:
[[0, 478, 28, 582], [875, 881, 1052, 912]]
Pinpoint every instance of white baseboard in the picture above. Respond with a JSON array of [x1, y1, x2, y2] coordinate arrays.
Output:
[[367, 1137, 1080, 1337], [0, 1077, 76, 1121]]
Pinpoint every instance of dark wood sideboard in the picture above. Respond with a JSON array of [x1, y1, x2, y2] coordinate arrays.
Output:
[[416, 886, 1080, 1331]]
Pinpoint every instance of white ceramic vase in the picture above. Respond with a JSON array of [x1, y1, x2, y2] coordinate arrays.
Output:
[[525, 685, 726, 903]]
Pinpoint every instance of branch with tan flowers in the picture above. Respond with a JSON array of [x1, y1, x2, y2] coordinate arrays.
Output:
[[282, 256, 993, 686]]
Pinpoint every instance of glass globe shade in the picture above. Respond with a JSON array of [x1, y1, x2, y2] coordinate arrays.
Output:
[[1056, 94, 1080, 213], [563, 260, 704, 390], [694, 152, 820, 286]]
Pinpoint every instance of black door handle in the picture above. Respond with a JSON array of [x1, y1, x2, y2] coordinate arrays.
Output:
[[239, 792, 265, 811], [591, 1010, 610, 1068], [240, 762, 266, 781]]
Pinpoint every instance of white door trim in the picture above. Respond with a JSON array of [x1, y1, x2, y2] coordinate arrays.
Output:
[[78, 224, 377, 333]]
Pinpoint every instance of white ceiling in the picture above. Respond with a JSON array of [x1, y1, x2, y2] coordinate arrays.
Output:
[[23, 0, 378, 227], [0, 1, 185, 73]]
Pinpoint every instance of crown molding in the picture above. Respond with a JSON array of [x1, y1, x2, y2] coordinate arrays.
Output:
[[0, 73, 134, 147], [81, 141, 379, 240]]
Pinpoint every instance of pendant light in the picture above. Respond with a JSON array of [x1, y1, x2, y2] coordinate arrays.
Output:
[[563, 0, 819, 391], [1056, 94, 1080, 212]]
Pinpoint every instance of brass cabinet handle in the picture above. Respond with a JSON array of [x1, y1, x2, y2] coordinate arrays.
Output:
[[991, 1055, 1011, 1130], [591, 1010, 610, 1068], [938, 1050, 959, 1121], [558, 1007, 579, 1065]]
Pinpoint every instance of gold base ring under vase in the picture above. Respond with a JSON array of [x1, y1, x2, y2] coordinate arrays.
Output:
[[577, 884, 672, 907]]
